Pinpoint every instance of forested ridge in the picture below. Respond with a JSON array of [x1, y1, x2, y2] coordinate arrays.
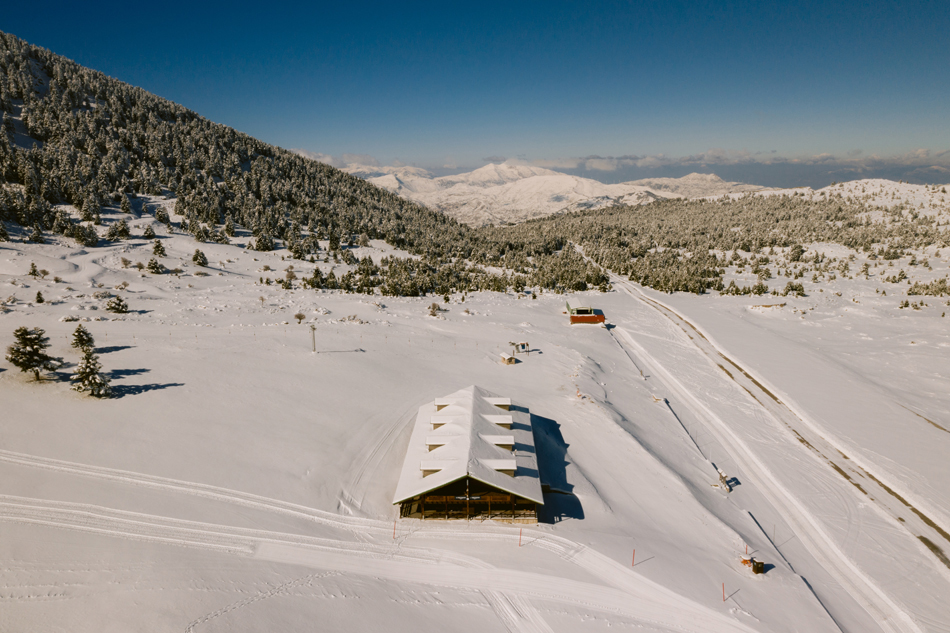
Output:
[[1, 31, 947, 298]]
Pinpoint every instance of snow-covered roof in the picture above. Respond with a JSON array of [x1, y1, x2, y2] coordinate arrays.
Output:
[[392, 386, 544, 505]]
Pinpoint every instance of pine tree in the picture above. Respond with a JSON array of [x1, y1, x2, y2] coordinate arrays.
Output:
[[152, 239, 166, 257], [28, 262, 39, 277], [105, 295, 129, 313], [71, 324, 95, 352], [5, 326, 63, 380], [146, 258, 165, 274], [192, 249, 208, 266], [224, 215, 235, 237], [120, 195, 132, 214], [71, 348, 112, 398], [106, 219, 130, 241], [35, 291, 44, 304], [253, 233, 274, 252], [28, 225, 44, 243], [143, 224, 156, 239], [0, 223, 9, 242]]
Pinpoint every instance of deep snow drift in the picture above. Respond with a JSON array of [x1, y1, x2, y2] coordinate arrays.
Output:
[[1, 182, 949, 633]]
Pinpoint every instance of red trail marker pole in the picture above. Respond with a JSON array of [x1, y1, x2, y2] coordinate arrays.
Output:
[[632, 549, 635, 566], [722, 583, 725, 602]]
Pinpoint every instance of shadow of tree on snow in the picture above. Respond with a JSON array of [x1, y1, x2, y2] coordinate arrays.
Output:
[[111, 382, 184, 397], [96, 345, 135, 354], [108, 368, 150, 379]]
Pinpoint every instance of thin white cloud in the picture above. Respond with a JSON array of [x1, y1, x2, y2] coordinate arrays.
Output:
[[531, 157, 582, 170], [290, 149, 340, 166], [342, 153, 379, 167]]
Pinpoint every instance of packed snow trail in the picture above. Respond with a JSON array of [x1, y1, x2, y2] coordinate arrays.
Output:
[[604, 276, 924, 633], [632, 289, 950, 569], [0, 493, 757, 633]]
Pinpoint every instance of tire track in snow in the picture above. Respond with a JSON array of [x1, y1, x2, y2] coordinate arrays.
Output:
[[0, 448, 386, 534], [0, 492, 549, 633], [607, 278, 924, 633], [0, 494, 755, 633]]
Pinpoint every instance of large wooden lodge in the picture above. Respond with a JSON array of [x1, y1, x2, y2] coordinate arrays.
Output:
[[392, 386, 543, 523]]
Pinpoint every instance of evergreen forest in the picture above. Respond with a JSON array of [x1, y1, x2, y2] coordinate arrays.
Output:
[[1, 31, 947, 297]]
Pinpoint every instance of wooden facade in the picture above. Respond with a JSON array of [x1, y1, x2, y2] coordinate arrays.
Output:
[[399, 476, 538, 523]]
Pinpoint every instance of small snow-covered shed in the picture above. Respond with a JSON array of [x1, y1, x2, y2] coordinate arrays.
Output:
[[393, 386, 543, 523]]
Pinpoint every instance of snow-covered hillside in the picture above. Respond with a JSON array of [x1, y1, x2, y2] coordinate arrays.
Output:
[[2, 180, 949, 632], [628, 172, 764, 198], [340, 161, 762, 226]]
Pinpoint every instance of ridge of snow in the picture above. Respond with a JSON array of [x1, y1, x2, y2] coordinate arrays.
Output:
[[343, 162, 765, 226]]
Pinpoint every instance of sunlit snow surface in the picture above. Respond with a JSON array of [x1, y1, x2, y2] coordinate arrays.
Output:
[[343, 161, 763, 226], [1, 180, 949, 632]]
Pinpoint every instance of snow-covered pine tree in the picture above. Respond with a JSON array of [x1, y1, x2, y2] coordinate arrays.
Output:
[[35, 291, 44, 303], [152, 239, 166, 257], [28, 262, 39, 277], [106, 219, 130, 241], [146, 258, 165, 274], [143, 224, 156, 239], [105, 296, 129, 313], [254, 233, 274, 252], [28, 225, 44, 243], [71, 324, 95, 352], [71, 348, 112, 398], [120, 195, 132, 214], [5, 326, 63, 380], [192, 249, 208, 266]]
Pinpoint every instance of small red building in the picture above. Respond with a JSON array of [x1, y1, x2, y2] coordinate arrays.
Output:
[[566, 302, 605, 324]]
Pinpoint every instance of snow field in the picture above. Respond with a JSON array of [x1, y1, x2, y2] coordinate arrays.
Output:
[[2, 193, 948, 631]]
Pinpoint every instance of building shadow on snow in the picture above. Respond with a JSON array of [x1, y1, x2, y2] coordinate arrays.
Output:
[[522, 409, 584, 523]]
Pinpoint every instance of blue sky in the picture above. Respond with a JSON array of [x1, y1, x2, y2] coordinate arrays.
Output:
[[4, 1, 949, 186]]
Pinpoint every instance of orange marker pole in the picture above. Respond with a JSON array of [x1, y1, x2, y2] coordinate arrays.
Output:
[[632, 549, 635, 566], [723, 583, 725, 602]]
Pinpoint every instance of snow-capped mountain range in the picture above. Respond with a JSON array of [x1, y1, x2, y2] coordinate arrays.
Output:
[[340, 161, 764, 225]]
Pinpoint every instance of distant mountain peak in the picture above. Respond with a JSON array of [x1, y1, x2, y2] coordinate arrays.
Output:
[[341, 163, 761, 226]]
